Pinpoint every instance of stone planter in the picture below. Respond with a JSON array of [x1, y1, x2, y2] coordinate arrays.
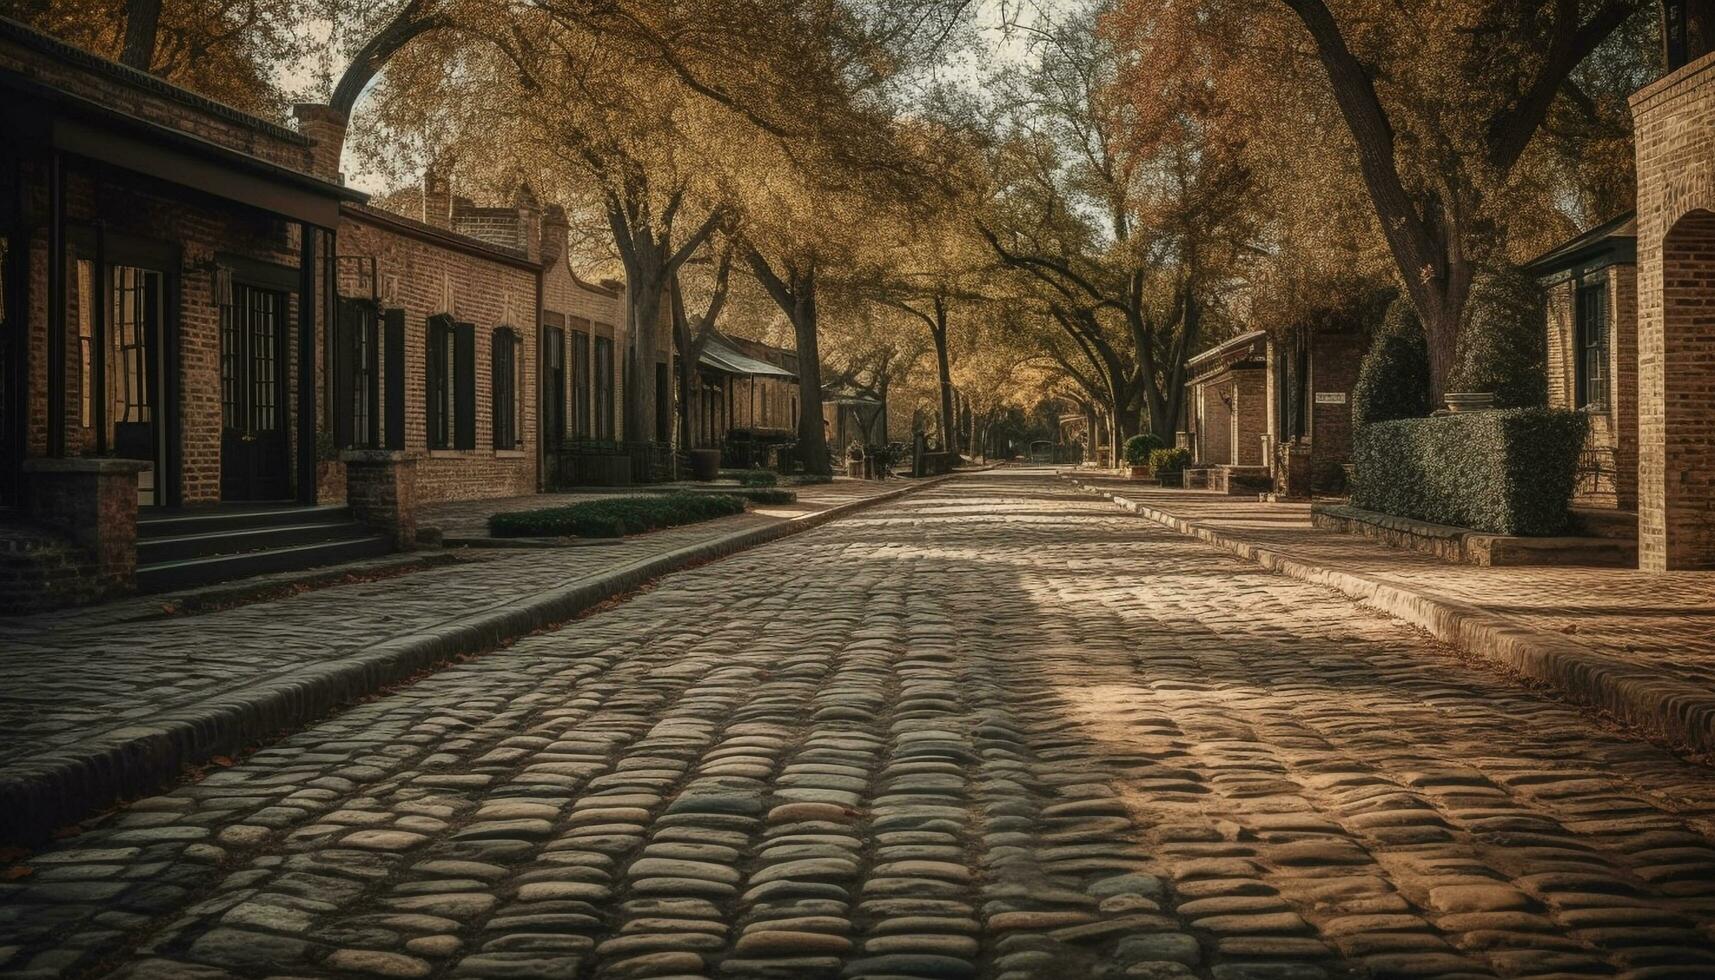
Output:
[[846, 458, 865, 478], [316, 459, 347, 503], [1129, 465, 1152, 480], [690, 449, 721, 482], [1444, 391, 1495, 413], [1157, 470, 1183, 488]]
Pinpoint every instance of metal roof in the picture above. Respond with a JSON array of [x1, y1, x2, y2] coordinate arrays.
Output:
[[699, 333, 796, 378]]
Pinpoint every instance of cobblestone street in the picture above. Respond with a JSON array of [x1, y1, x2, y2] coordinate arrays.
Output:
[[4, 469, 1715, 980]]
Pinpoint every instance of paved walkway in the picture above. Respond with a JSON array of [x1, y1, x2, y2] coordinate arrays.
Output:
[[3, 469, 1713, 979], [0, 477, 921, 838], [1071, 475, 1715, 757]]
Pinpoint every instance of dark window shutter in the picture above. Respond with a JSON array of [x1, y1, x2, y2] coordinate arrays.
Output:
[[334, 301, 357, 449], [383, 310, 406, 450], [425, 316, 443, 449], [455, 321, 476, 450]]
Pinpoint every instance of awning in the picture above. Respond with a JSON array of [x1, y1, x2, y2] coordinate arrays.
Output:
[[699, 333, 796, 378]]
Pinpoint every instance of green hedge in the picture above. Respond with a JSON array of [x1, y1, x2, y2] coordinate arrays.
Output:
[[490, 492, 747, 538], [1352, 298, 1433, 426], [1149, 447, 1191, 473], [1352, 408, 1588, 535], [719, 469, 779, 487], [1123, 433, 1165, 465]]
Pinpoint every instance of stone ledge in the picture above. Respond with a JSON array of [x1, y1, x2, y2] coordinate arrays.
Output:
[[0, 473, 961, 845], [21, 457, 151, 474], [1074, 478, 1715, 761], [1311, 503, 1636, 568]]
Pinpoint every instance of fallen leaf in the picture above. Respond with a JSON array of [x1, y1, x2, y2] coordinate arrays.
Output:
[[211, 755, 235, 767], [3, 866, 33, 880]]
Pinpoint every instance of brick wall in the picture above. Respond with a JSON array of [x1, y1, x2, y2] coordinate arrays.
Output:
[[1309, 329, 1364, 492], [1542, 266, 1640, 510], [338, 208, 540, 504], [542, 253, 626, 443], [1630, 54, 1715, 568], [1231, 367, 1267, 466]]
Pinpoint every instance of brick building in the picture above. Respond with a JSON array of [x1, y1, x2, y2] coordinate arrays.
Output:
[[0, 19, 380, 602], [691, 331, 802, 467], [1185, 331, 1268, 492], [327, 178, 545, 505], [539, 213, 629, 485], [1262, 315, 1368, 497], [1629, 2, 1715, 570], [1529, 213, 1639, 512]]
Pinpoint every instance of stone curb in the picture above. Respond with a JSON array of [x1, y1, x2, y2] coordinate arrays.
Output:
[[1071, 477, 1715, 761], [0, 475, 959, 845]]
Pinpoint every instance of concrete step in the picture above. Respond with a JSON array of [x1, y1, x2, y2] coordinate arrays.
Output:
[[137, 520, 376, 565], [136, 535, 393, 593]]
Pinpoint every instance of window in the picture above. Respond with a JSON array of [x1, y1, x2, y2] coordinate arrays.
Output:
[[572, 330, 591, 438], [1576, 280, 1609, 410], [493, 328, 522, 450], [427, 315, 455, 449], [335, 300, 379, 449], [544, 326, 566, 445], [427, 316, 475, 449], [594, 335, 615, 439]]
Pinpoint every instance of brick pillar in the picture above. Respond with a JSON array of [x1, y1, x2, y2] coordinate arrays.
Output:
[[21, 458, 148, 592], [291, 104, 348, 183], [342, 450, 418, 550]]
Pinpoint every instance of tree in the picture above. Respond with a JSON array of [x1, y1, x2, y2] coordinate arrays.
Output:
[[668, 245, 736, 450], [975, 2, 1257, 456], [1267, 0, 1649, 398]]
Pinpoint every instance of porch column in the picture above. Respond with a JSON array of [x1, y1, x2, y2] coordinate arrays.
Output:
[[47, 150, 65, 457], [298, 223, 317, 503]]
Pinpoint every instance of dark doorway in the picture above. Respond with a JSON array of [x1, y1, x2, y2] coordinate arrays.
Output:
[[220, 282, 290, 500]]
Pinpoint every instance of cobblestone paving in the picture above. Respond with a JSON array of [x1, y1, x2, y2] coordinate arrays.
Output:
[[1072, 478, 1715, 694], [0, 479, 901, 771], [3, 469, 1715, 979]]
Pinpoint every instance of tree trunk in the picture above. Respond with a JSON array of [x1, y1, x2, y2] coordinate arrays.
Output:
[[120, 0, 162, 70], [790, 280, 830, 476], [929, 299, 955, 457], [628, 284, 663, 447]]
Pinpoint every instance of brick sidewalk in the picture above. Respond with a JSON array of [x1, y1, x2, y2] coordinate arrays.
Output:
[[0, 476, 937, 841], [1069, 474, 1715, 758]]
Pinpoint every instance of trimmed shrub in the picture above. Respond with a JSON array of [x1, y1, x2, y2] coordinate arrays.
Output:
[[489, 492, 747, 538], [1123, 433, 1165, 465], [1352, 299, 1433, 426], [1149, 447, 1192, 473], [719, 468, 779, 487], [1448, 266, 1548, 408], [733, 488, 796, 504], [788, 474, 833, 485], [1351, 408, 1588, 535]]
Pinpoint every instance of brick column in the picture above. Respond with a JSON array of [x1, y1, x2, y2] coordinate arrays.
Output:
[[21, 458, 148, 592], [342, 450, 418, 550]]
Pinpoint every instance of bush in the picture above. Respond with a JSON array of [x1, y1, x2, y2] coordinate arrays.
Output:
[[1123, 433, 1165, 465], [732, 488, 797, 504], [1448, 266, 1548, 408], [1352, 298, 1433, 426], [1149, 447, 1192, 473], [489, 492, 747, 538], [719, 468, 778, 487], [788, 474, 833, 486], [1351, 408, 1588, 535]]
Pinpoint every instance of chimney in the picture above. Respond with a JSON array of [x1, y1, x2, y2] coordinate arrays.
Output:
[[291, 104, 348, 183], [421, 163, 453, 230], [542, 204, 569, 267], [514, 183, 542, 262]]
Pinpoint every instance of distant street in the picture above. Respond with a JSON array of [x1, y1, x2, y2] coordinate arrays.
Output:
[[4, 470, 1714, 980]]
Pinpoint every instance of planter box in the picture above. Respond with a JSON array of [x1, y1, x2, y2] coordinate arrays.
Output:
[[1311, 503, 1635, 567], [1129, 465, 1152, 480], [690, 449, 721, 482]]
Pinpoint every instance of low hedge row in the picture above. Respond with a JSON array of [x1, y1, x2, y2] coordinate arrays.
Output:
[[1352, 408, 1587, 535], [489, 492, 747, 538], [719, 469, 779, 487]]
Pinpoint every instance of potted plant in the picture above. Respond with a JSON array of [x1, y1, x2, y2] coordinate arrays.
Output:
[[1443, 391, 1496, 413], [1149, 447, 1192, 487], [1123, 433, 1165, 479], [846, 441, 866, 479]]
